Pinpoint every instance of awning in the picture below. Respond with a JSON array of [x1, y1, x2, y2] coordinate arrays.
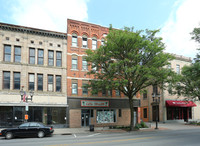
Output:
[[166, 100, 196, 107]]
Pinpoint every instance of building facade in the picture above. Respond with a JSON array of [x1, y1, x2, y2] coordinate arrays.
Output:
[[140, 54, 198, 123], [0, 23, 68, 127], [66, 19, 140, 128]]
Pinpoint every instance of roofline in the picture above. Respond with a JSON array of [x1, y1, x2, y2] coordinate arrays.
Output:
[[0, 22, 67, 39]]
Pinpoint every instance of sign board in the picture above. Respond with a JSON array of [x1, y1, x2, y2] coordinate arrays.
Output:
[[81, 100, 109, 107], [25, 114, 29, 120]]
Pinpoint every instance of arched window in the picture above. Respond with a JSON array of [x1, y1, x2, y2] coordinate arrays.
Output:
[[72, 33, 78, 47], [82, 57, 88, 70], [101, 38, 105, 46], [92, 37, 97, 50], [82, 35, 88, 48]]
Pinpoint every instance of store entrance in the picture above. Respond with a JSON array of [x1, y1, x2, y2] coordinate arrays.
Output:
[[81, 109, 90, 127]]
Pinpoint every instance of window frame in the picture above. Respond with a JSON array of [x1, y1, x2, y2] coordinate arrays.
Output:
[[48, 75, 54, 92], [72, 83, 78, 95], [3, 71, 10, 89], [37, 74, 43, 91], [82, 35, 88, 48], [92, 37, 97, 50], [28, 73, 35, 90], [143, 108, 147, 118], [56, 51, 62, 67], [14, 46, 21, 63], [72, 33, 78, 47], [38, 49, 44, 65], [29, 48, 35, 64], [56, 75, 61, 92], [72, 57, 78, 69], [82, 58, 88, 70], [48, 50, 54, 66], [4, 45, 11, 62], [13, 72, 20, 90]]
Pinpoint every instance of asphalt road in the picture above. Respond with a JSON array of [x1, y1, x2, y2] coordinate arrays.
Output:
[[1, 129, 200, 146]]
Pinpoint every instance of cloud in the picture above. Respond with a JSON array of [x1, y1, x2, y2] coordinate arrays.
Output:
[[160, 0, 200, 59], [10, 0, 89, 32]]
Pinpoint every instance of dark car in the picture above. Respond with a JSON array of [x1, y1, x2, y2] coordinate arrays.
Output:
[[0, 122, 54, 139]]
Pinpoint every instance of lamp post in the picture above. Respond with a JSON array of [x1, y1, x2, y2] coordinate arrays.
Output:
[[152, 93, 160, 130], [20, 87, 34, 122]]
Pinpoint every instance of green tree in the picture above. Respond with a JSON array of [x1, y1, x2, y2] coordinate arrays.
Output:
[[173, 26, 200, 100], [86, 27, 174, 131]]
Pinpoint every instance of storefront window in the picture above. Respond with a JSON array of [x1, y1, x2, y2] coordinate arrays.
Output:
[[97, 109, 116, 123]]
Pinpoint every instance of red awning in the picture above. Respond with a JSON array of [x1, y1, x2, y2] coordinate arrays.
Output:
[[166, 100, 196, 107]]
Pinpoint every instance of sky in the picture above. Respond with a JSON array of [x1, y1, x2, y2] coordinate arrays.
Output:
[[0, 0, 200, 59]]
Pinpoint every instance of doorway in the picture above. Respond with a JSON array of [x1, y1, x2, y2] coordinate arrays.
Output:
[[81, 109, 90, 127]]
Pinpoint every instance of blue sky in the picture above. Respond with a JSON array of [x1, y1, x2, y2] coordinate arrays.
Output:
[[0, 0, 199, 59]]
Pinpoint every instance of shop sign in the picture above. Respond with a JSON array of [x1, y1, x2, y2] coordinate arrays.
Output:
[[81, 100, 109, 107]]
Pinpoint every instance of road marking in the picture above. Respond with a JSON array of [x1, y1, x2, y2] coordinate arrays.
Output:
[[87, 133, 101, 137], [47, 136, 156, 146], [73, 134, 76, 138]]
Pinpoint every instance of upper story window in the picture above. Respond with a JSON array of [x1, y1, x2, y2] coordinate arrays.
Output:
[[82, 80, 88, 95], [37, 74, 43, 91], [56, 51, 62, 67], [153, 85, 158, 95], [72, 55, 78, 69], [56, 75, 61, 92], [48, 75, 53, 92], [143, 92, 147, 100], [116, 89, 121, 96], [48, 50, 54, 66], [92, 37, 97, 50], [176, 64, 180, 74], [38, 49, 44, 65], [14, 72, 20, 90], [3, 71, 10, 89], [72, 33, 78, 47], [29, 48, 35, 64], [82, 35, 88, 48], [29, 73, 35, 90], [82, 57, 88, 70], [14, 46, 21, 63], [101, 38, 105, 46], [72, 82, 78, 95], [4, 45, 11, 62]]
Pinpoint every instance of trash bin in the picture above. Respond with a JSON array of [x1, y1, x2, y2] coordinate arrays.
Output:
[[89, 125, 94, 132]]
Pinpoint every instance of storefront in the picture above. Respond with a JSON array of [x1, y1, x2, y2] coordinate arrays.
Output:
[[166, 100, 196, 122], [68, 97, 140, 128], [0, 106, 67, 128]]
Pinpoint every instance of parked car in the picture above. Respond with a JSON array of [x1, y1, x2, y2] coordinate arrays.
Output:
[[0, 122, 54, 139]]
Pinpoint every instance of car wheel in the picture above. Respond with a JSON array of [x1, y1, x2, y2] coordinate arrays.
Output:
[[38, 131, 45, 138], [5, 132, 13, 139]]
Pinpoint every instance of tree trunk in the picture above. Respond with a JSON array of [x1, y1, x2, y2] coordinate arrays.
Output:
[[129, 97, 135, 131]]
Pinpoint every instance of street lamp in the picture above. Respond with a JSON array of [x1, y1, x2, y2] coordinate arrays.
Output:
[[20, 87, 34, 122], [152, 93, 160, 130]]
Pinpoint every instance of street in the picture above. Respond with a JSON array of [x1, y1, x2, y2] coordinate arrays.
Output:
[[1, 128, 200, 146]]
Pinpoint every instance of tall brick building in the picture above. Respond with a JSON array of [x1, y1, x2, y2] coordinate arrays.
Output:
[[66, 19, 140, 128], [0, 23, 68, 127]]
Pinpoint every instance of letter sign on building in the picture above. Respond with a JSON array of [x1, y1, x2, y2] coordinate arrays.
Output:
[[81, 100, 109, 107]]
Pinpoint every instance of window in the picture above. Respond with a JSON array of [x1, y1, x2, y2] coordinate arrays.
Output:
[[72, 80, 78, 94], [97, 109, 116, 123], [4, 45, 11, 62], [14, 72, 20, 90], [92, 37, 97, 50], [49, 43, 53, 46], [29, 48, 35, 64], [82, 81, 88, 95], [56, 51, 62, 67], [38, 49, 44, 65], [92, 63, 97, 71], [82, 58, 88, 70], [3, 71, 10, 89], [39, 41, 42, 45], [57, 44, 61, 47], [101, 38, 105, 46], [153, 85, 158, 95], [56, 75, 61, 92], [48, 75, 53, 92], [143, 92, 147, 99], [118, 109, 122, 117], [31, 40, 34, 44], [6, 37, 9, 40], [102, 88, 106, 96], [16, 38, 20, 42], [72, 33, 78, 47], [82, 35, 88, 48], [29, 74, 35, 90], [37, 74, 43, 91], [48, 50, 54, 66], [108, 89, 112, 96], [143, 108, 147, 118], [115, 90, 120, 96], [176, 64, 180, 74], [14, 46, 21, 63], [72, 56, 78, 69]]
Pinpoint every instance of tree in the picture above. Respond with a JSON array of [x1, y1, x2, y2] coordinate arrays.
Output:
[[86, 27, 174, 131], [173, 26, 200, 100]]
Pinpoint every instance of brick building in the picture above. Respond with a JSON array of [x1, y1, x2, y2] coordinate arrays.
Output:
[[66, 19, 140, 128], [0, 23, 68, 127], [140, 54, 198, 123]]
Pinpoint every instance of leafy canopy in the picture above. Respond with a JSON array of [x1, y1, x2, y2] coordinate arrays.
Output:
[[86, 27, 174, 98]]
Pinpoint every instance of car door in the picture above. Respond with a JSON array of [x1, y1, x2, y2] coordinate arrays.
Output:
[[17, 123, 30, 137], [28, 122, 40, 136]]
